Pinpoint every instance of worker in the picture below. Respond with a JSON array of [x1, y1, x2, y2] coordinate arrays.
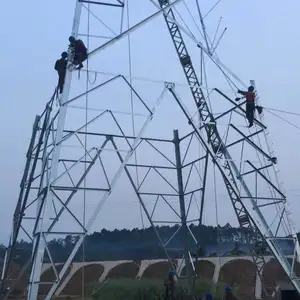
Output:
[[203, 292, 213, 300], [68, 36, 88, 70], [224, 286, 238, 300], [54, 52, 68, 94], [236, 85, 256, 128], [164, 269, 176, 300]]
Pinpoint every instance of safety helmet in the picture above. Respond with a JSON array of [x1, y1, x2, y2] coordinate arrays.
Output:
[[69, 36, 76, 43], [248, 85, 254, 92], [206, 292, 213, 299], [61, 51, 68, 58], [168, 269, 175, 276], [225, 286, 231, 291]]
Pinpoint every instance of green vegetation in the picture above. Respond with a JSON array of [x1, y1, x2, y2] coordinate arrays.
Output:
[[88, 278, 234, 300], [1, 223, 276, 264]]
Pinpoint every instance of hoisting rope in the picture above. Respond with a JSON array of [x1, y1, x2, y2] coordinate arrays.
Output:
[[202, 0, 223, 19], [264, 108, 300, 131], [81, 2, 91, 298], [213, 164, 222, 270], [125, 0, 149, 273]]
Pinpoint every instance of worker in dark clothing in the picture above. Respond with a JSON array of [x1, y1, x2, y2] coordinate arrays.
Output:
[[68, 36, 88, 70], [224, 286, 238, 300], [164, 270, 176, 300], [54, 52, 68, 94], [236, 85, 256, 128], [203, 292, 213, 300]]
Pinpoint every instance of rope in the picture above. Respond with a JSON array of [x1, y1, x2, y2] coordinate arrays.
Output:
[[126, 0, 142, 225], [264, 107, 300, 117], [202, 50, 214, 113], [125, 0, 147, 257], [203, 0, 223, 19], [183, 0, 203, 37], [213, 164, 222, 268], [173, 6, 195, 38], [82, 4, 117, 36], [264, 108, 300, 131], [82, 3, 91, 298]]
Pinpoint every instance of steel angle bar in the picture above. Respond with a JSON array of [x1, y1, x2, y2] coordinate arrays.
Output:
[[109, 111, 133, 150], [152, 167, 178, 193], [230, 124, 275, 162], [52, 147, 97, 185], [58, 129, 174, 143], [47, 138, 109, 232], [88, 0, 183, 58], [58, 110, 107, 145], [160, 194, 181, 219], [164, 225, 182, 247], [79, 0, 124, 7], [61, 161, 76, 187], [138, 192, 178, 197], [145, 140, 176, 166], [120, 75, 153, 114], [199, 152, 209, 225], [20, 225, 33, 242], [246, 160, 285, 199], [126, 163, 176, 170], [182, 155, 207, 168], [256, 200, 283, 209], [149, 195, 160, 219], [65, 75, 120, 106], [185, 188, 202, 196], [226, 129, 264, 149], [181, 133, 194, 165], [214, 101, 245, 122], [137, 167, 152, 191], [184, 164, 195, 193], [69, 105, 149, 117], [51, 189, 88, 233], [51, 186, 109, 192]]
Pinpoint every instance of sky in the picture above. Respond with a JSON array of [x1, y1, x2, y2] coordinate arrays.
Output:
[[1, 0, 300, 246]]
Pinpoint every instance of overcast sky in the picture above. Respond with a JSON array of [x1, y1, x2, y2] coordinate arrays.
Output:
[[1, 0, 300, 245]]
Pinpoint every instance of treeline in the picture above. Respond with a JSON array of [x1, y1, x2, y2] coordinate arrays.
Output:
[[0, 223, 294, 264]]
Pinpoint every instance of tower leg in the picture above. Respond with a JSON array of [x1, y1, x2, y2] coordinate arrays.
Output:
[[26, 2, 83, 300], [173, 130, 194, 295]]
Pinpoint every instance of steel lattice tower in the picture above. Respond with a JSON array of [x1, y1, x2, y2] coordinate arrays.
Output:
[[1, 1, 300, 300]]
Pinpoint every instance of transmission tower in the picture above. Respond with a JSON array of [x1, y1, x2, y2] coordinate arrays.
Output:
[[1, 1, 300, 300]]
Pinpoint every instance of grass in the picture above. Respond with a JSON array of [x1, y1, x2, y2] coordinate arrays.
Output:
[[87, 278, 234, 300]]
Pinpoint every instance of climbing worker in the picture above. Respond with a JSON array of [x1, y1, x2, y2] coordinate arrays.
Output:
[[54, 51, 68, 94], [203, 292, 213, 300], [236, 85, 256, 128], [164, 269, 176, 300], [224, 286, 238, 300], [68, 36, 88, 70]]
